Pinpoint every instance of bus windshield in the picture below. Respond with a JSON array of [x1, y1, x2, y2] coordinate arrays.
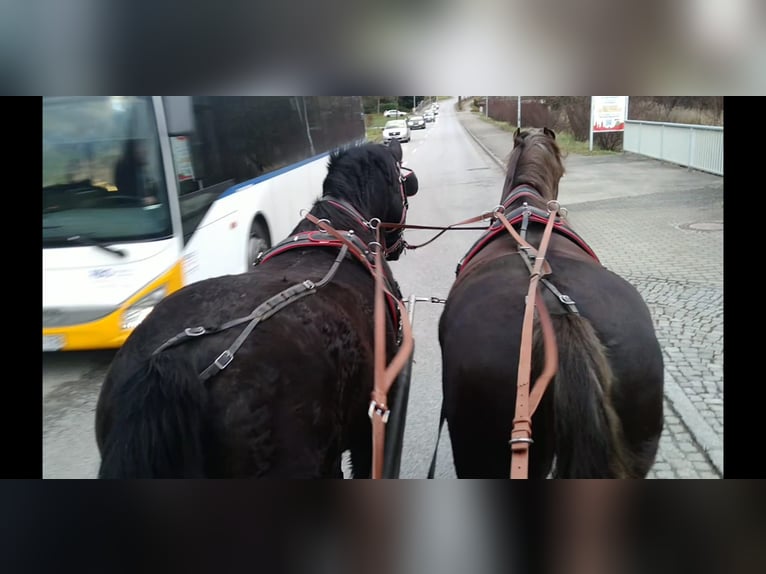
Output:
[[43, 97, 172, 245]]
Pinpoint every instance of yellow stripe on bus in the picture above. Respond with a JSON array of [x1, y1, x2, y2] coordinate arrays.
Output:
[[43, 260, 185, 351]]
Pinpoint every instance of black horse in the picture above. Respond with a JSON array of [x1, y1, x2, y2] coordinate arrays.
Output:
[[96, 142, 416, 478], [438, 128, 664, 478]]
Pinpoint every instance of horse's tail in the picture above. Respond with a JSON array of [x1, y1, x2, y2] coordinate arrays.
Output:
[[97, 353, 209, 478], [535, 314, 635, 478]]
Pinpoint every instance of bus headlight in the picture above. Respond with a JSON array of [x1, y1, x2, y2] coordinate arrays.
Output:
[[121, 286, 167, 331]]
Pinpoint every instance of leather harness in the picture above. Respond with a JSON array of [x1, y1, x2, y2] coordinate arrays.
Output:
[[428, 185, 601, 479]]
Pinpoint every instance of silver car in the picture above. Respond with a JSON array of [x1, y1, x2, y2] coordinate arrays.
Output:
[[407, 115, 426, 130], [382, 119, 411, 143]]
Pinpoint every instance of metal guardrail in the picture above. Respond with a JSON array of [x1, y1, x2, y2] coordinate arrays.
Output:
[[624, 120, 723, 176]]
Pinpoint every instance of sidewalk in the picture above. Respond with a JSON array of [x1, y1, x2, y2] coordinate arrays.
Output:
[[456, 108, 724, 477]]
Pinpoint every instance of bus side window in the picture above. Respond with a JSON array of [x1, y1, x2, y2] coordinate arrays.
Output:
[[172, 99, 231, 242]]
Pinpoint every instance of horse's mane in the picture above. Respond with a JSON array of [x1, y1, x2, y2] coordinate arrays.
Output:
[[502, 128, 566, 203], [291, 143, 401, 239]]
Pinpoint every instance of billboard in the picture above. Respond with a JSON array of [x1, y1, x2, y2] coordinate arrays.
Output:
[[591, 96, 628, 132]]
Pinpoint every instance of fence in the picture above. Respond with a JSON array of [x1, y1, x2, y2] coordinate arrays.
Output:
[[623, 120, 723, 176]]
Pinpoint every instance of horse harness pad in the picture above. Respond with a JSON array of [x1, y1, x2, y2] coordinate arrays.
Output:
[[258, 229, 403, 324], [456, 205, 599, 275], [455, 201, 599, 315]]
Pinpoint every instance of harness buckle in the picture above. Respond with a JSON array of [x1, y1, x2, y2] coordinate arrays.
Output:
[[509, 437, 534, 446], [214, 350, 234, 370], [303, 279, 316, 290], [368, 400, 390, 423], [185, 326, 206, 337]]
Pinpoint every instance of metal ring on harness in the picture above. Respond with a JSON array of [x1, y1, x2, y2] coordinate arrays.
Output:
[[368, 241, 383, 255], [368, 217, 381, 230], [546, 200, 561, 214]]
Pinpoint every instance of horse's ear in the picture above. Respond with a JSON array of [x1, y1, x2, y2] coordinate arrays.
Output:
[[514, 128, 524, 146], [543, 127, 556, 140]]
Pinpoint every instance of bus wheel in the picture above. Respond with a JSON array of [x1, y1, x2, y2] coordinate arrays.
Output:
[[248, 220, 270, 268]]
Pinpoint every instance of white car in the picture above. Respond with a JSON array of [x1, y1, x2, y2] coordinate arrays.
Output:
[[424, 111, 435, 122], [382, 119, 411, 143], [384, 109, 407, 118]]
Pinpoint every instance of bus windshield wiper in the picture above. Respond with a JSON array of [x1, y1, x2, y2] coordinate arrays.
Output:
[[66, 235, 127, 257]]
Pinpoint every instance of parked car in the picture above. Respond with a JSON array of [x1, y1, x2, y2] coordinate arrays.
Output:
[[424, 111, 435, 122], [382, 119, 411, 143], [384, 109, 407, 118], [407, 115, 426, 129]]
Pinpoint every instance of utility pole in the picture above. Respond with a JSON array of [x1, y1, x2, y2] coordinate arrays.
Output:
[[517, 96, 521, 128], [485, 96, 489, 117], [377, 97, 380, 115]]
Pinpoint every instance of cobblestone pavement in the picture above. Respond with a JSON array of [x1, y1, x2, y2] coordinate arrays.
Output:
[[457, 105, 723, 478]]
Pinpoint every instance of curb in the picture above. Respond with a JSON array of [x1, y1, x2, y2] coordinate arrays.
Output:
[[458, 114, 507, 171], [663, 371, 724, 475]]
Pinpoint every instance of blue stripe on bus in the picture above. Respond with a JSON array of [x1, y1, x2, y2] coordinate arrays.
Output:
[[218, 139, 367, 199]]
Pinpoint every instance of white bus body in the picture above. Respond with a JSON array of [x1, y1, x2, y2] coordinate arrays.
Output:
[[43, 96, 366, 351]]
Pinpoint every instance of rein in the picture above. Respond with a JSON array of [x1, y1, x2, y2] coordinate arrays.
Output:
[[302, 211, 415, 479], [369, 222, 414, 479], [505, 200, 560, 479], [379, 211, 497, 250]]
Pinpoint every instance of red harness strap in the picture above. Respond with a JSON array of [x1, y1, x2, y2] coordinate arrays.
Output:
[[456, 211, 600, 278], [257, 229, 401, 328]]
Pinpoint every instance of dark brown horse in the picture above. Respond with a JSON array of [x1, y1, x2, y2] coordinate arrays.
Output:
[[438, 127, 664, 478], [95, 142, 416, 478]]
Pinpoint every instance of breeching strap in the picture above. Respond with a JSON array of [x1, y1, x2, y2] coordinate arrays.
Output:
[[370, 225, 414, 479], [500, 202, 560, 479]]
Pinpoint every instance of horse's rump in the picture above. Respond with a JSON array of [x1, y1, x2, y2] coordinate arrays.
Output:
[[440, 232, 664, 478]]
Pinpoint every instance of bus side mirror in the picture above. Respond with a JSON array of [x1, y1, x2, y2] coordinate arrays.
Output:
[[163, 97, 195, 136]]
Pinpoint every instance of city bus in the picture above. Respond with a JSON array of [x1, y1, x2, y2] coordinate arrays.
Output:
[[43, 96, 367, 351]]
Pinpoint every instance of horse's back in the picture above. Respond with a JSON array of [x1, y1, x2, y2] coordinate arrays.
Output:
[[442, 235, 661, 365]]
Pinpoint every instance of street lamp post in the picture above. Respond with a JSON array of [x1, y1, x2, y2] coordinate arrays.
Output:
[[517, 96, 521, 128]]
